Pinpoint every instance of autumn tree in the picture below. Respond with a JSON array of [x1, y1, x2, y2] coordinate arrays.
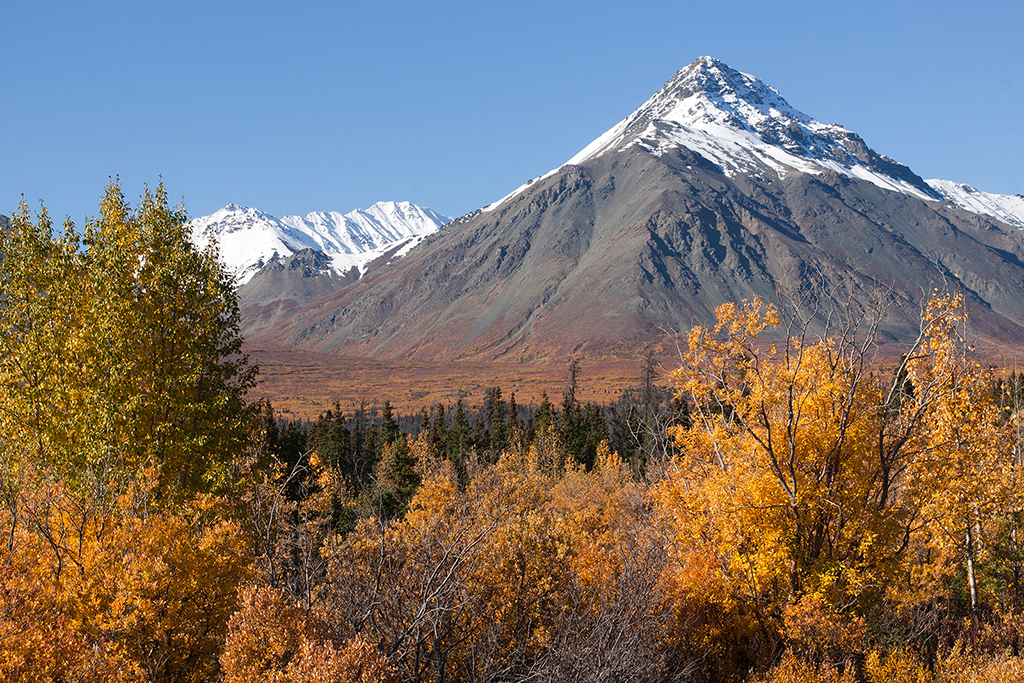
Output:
[[0, 181, 257, 681], [0, 180, 256, 506], [901, 294, 1012, 614], [221, 585, 396, 683], [652, 294, 1007, 676]]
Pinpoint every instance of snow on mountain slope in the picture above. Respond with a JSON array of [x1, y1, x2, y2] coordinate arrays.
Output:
[[190, 201, 451, 284], [926, 180, 1024, 229], [487, 57, 1022, 230], [189, 205, 297, 284], [566, 57, 938, 196], [485, 56, 939, 212]]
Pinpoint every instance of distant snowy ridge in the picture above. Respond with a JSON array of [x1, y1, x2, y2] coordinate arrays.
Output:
[[926, 180, 1024, 230], [190, 201, 451, 285], [485, 56, 1024, 230]]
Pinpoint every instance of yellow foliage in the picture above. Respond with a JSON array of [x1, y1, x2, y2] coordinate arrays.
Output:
[[0, 181, 255, 509], [653, 293, 1011, 642], [547, 440, 642, 602], [934, 646, 1024, 682], [864, 648, 930, 683]]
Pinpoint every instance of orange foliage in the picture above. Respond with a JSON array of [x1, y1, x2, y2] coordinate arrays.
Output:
[[0, 468, 250, 682], [221, 585, 395, 683], [301, 433, 673, 682], [749, 650, 856, 683], [651, 294, 1015, 678], [782, 595, 866, 667]]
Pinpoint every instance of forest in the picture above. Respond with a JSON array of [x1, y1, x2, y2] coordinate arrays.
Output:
[[3, 183, 1024, 682]]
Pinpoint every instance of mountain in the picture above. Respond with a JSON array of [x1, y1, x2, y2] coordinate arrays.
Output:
[[247, 57, 1024, 362], [189, 201, 451, 285]]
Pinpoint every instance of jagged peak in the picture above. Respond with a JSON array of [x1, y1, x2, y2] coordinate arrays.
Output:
[[660, 56, 801, 122], [555, 57, 941, 203], [366, 200, 411, 210], [207, 203, 278, 220], [189, 200, 451, 286]]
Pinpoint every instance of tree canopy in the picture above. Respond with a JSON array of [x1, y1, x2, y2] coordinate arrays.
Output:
[[0, 180, 256, 505]]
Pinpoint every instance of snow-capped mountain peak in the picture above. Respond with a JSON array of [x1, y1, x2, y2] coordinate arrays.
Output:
[[192, 204, 286, 239], [569, 56, 806, 161], [568, 56, 938, 198], [190, 201, 451, 285], [485, 56, 946, 213]]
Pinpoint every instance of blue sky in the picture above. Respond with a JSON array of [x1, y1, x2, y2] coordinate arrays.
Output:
[[3, 0, 1022, 223]]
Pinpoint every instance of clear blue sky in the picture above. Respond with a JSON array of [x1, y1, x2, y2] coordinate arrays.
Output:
[[3, 0, 1022, 223]]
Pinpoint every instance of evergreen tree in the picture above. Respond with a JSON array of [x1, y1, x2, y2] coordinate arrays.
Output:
[[368, 401, 419, 518], [485, 386, 509, 454], [558, 359, 595, 467], [431, 403, 448, 451], [350, 401, 373, 489], [446, 398, 470, 483], [380, 400, 401, 445], [311, 409, 354, 491], [536, 392, 554, 429], [508, 391, 523, 448]]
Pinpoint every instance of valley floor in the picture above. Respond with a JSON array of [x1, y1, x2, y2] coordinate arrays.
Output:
[[248, 346, 645, 418], [247, 339, 1024, 419]]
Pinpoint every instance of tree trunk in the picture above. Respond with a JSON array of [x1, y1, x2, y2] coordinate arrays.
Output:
[[966, 523, 978, 613]]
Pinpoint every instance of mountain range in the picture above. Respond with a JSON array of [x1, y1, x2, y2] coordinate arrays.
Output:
[[189, 201, 451, 286], [202, 57, 1024, 363]]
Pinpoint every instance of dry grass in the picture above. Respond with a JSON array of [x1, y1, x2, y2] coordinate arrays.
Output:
[[246, 347, 648, 419]]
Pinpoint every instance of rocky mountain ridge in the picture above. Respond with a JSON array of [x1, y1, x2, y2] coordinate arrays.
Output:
[[926, 180, 1024, 229]]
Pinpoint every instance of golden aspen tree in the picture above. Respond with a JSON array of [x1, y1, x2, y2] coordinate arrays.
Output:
[[0, 181, 256, 681], [0, 203, 96, 485], [651, 296, 990, 675], [0, 180, 255, 506], [903, 294, 1009, 613]]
